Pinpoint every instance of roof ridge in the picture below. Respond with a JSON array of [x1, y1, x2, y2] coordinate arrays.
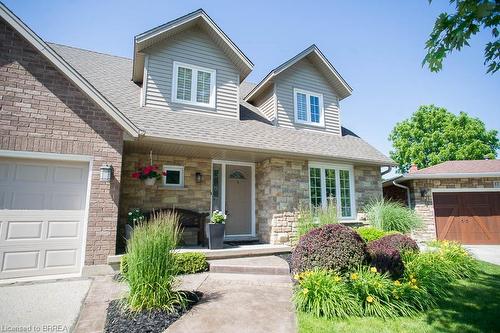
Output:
[[47, 42, 132, 61]]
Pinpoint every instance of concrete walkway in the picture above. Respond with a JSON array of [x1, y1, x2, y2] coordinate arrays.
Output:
[[0, 279, 91, 332], [166, 272, 297, 333], [465, 245, 500, 265]]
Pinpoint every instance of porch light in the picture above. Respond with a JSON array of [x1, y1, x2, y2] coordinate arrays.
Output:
[[100, 164, 113, 182], [195, 172, 203, 183]]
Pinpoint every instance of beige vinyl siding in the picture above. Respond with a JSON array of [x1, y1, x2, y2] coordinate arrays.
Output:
[[253, 84, 276, 123], [144, 27, 240, 118], [275, 58, 341, 135]]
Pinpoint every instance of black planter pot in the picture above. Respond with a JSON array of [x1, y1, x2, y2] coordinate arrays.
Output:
[[206, 223, 225, 249]]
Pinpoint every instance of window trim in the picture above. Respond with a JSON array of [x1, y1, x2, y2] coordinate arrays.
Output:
[[308, 162, 355, 219], [293, 88, 325, 127], [162, 165, 185, 188], [172, 61, 216, 108]]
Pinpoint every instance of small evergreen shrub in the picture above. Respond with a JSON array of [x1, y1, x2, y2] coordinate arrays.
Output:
[[126, 211, 186, 312], [367, 234, 419, 278], [291, 224, 366, 274], [364, 199, 422, 233], [356, 226, 399, 242], [174, 252, 208, 275]]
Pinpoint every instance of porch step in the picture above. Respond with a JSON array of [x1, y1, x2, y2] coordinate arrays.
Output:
[[177, 244, 292, 260], [208, 255, 290, 275]]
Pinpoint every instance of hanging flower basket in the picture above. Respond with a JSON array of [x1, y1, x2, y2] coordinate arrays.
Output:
[[131, 164, 163, 186]]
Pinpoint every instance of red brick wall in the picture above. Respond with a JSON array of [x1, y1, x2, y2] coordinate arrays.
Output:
[[0, 18, 124, 265]]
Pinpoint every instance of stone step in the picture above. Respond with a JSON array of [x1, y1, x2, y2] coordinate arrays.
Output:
[[208, 255, 290, 276]]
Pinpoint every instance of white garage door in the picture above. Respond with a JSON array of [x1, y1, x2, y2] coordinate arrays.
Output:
[[0, 157, 89, 280]]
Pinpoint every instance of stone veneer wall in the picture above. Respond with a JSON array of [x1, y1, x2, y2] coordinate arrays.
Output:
[[256, 159, 383, 246], [256, 158, 309, 244], [0, 19, 124, 265], [118, 153, 212, 249], [410, 177, 500, 242]]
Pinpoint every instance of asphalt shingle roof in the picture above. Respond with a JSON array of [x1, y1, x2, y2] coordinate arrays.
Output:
[[48, 43, 392, 165], [410, 160, 500, 175]]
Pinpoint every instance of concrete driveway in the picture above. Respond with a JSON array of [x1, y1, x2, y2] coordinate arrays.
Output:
[[0, 278, 91, 332], [465, 245, 500, 265]]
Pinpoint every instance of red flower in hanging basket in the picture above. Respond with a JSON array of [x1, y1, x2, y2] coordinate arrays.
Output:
[[131, 164, 162, 180]]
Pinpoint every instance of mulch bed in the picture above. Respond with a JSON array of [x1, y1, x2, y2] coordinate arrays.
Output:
[[104, 291, 202, 333]]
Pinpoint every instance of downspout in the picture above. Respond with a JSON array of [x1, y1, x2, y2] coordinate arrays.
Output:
[[393, 178, 411, 209]]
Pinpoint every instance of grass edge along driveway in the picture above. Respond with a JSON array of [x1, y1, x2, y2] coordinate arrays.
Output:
[[298, 261, 500, 333]]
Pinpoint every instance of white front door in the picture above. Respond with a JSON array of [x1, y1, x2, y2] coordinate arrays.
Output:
[[0, 157, 89, 280], [211, 161, 255, 238]]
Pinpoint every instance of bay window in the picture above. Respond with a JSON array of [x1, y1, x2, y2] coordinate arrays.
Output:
[[172, 61, 216, 108], [309, 163, 355, 218]]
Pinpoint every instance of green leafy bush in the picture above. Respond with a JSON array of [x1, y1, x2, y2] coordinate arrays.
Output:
[[293, 270, 361, 318], [427, 240, 479, 279], [291, 204, 339, 245], [364, 199, 422, 233], [293, 267, 431, 320], [125, 211, 186, 312], [291, 224, 366, 274], [174, 252, 208, 274], [356, 226, 399, 242]]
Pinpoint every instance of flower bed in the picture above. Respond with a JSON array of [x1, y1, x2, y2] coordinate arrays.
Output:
[[292, 225, 479, 320]]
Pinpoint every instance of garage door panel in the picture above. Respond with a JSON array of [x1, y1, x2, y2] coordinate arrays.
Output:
[[434, 191, 500, 245], [0, 157, 88, 280], [6, 221, 43, 240]]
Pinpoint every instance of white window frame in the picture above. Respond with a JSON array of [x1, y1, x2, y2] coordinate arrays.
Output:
[[308, 162, 355, 219], [172, 61, 216, 108], [162, 165, 185, 188], [293, 88, 324, 127]]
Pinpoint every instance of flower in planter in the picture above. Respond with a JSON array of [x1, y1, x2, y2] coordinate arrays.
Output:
[[210, 210, 227, 224], [128, 208, 145, 226], [131, 164, 162, 180]]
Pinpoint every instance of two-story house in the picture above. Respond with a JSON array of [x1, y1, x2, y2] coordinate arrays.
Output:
[[0, 5, 393, 281]]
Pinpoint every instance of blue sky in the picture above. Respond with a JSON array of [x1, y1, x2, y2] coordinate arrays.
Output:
[[5, 0, 499, 170]]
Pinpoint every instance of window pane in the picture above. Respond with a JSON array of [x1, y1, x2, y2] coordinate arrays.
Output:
[[296, 93, 307, 121], [196, 71, 211, 104], [309, 167, 322, 207], [324, 169, 336, 206], [339, 170, 351, 217], [176, 67, 192, 101], [310, 95, 320, 123], [165, 170, 181, 185]]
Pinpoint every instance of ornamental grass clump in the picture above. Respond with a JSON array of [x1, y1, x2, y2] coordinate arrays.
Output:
[[365, 199, 422, 233], [125, 211, 187, 312], [291, 204, 339, 245], [291, 224, 366, 274]]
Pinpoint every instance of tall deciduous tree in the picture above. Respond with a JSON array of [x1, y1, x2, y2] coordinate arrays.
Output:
[[389, 105, 499, 173], [424, 0, 500, 73]]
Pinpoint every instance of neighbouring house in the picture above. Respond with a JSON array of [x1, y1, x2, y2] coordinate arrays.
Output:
[[383, 160, 500, 245], [0, 4, 392, 281]]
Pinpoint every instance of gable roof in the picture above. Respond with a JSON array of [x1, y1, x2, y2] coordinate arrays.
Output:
[[245, 45, 352, 103], [410, 160, 500, 177], [0, 2, 142, 138], [132, 9, 253, 83], [50, 43, 393, 166]]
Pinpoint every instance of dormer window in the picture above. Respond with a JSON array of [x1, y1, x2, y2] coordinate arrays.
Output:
[[294, 88, 324, 126], [172, 61, 216, 108]]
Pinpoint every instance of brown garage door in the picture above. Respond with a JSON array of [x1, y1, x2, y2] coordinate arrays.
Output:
[[433, 192, 500, 244]]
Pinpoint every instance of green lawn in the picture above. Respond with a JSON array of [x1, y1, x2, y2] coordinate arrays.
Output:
[[298, 261, 500, 333]]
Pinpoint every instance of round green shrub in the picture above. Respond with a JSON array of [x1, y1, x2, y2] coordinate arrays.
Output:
[[356, 226, 400, 242], [291, 224, 366, 274], [367, 234, 419, 278], [174, 252, 208, 275]]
